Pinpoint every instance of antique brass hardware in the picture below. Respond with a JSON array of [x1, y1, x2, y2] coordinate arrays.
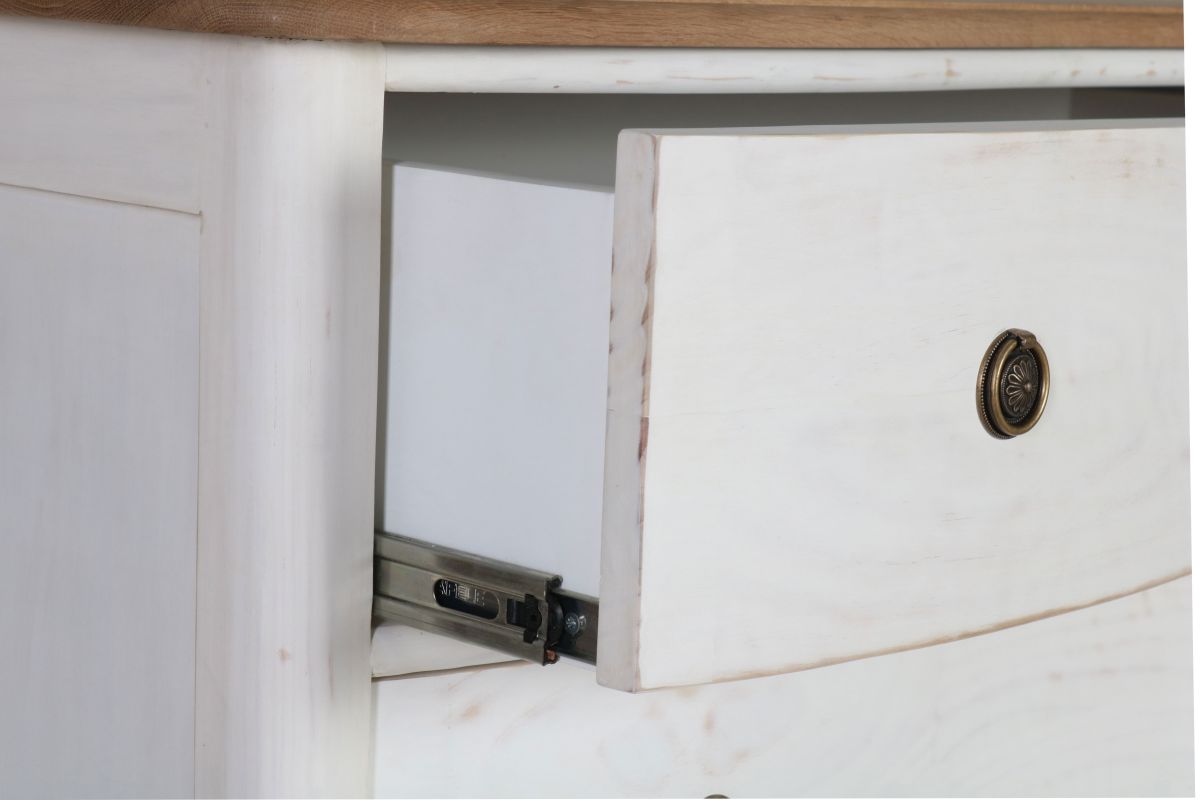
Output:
[[976, 329, 1049, 439]]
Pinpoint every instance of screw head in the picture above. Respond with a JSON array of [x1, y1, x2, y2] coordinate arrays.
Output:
[[564, 612, 587, 637]]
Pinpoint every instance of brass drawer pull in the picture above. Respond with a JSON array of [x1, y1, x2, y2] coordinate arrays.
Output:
[[977, 329, 1049, 439]]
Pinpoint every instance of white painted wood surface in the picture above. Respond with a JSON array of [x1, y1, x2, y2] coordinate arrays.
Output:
[[374, 577, 1194, 797], [372, 625, 514, 678], [193, 37, 385, 798], [0, 183, 200, 797], [601, 120, 1190, 691], [0, 17, 205, 212], [384, 46, 1183, 94], [0, 17, 387, 797], [1, 15, 1191, 796], [379, 164, 614, 596]]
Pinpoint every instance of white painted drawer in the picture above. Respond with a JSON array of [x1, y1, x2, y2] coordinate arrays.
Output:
[[373, 577, 1194, 797], [378, 119, 1189, 692]]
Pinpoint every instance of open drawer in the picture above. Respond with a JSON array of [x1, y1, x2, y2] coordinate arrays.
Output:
[[377, 119, 1189, 692]]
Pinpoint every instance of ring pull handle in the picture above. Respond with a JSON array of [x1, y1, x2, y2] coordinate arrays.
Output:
[[976, 328, 1049, 439]]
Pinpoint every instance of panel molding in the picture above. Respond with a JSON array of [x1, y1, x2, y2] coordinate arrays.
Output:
[[0, 181, 200, 798], [0, 16, 205, 213]]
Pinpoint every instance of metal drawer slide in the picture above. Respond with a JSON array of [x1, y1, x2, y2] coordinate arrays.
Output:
[[374, 530, 598, 666]]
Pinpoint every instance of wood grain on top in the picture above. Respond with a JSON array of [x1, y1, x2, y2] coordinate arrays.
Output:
[[0, 0, 1182, 48]]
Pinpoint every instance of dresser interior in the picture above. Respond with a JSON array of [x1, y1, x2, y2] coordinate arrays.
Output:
[[382, 88, 1183, 188]]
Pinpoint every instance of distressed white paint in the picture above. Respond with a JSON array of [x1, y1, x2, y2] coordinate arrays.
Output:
[[1187, 16, 1200, 794], [1, 14, 1191, 795], [374, 577, 1194, 797], [0, 17, 386, 797], [372, 625, 514, 678], [0, 184, 200, 797], [601, 120, 1190, 691], [380, 164, 613, 596], [193, 37, 385, 798], [0, 17, 205, 212], [384, 46, 1183, 94]]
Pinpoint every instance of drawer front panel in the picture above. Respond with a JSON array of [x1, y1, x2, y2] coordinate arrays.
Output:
[[374, 578, 1194, 797], [600, 121, 1189, 690]]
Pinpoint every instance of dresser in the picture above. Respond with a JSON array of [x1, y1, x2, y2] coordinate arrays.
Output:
[[0, 2, 1189, 797]]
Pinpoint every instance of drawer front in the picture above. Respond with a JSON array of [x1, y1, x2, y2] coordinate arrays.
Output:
[[374, 577, 1194, 797], [600, 121, 1189, 690]]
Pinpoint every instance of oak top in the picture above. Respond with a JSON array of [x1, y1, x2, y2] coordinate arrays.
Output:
[[0, 0, 1182, 49]]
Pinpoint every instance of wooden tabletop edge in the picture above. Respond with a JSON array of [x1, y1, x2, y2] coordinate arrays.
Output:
[[0, 0, 1184, 49]]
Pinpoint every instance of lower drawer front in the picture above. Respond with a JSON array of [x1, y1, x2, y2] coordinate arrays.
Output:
[[372, 577, 1193, 797]]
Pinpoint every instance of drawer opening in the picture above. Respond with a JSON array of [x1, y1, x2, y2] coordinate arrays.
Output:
[[380, 88, 1182, 189], [371, 89, 1187, 683]]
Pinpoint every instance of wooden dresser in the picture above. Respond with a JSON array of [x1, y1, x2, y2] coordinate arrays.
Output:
[[0, 2, 1189, 796]]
